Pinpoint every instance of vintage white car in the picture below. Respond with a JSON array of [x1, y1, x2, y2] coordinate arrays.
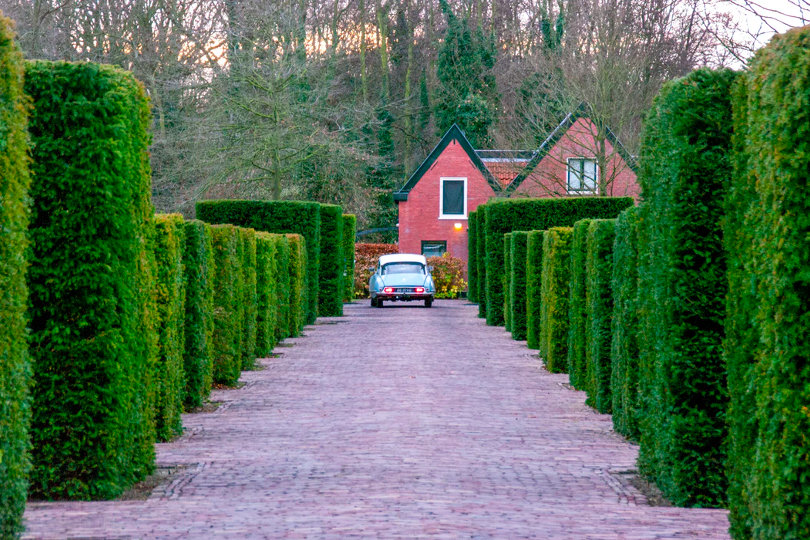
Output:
[[369, 254, 436, 308]]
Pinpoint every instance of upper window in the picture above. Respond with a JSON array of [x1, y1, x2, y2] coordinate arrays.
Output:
[[567, 158, 597, 194], [440, 177, 467, 218]]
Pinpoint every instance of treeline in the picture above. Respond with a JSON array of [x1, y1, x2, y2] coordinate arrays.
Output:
[[0, 19, 356, 537], [468, 27, 810, 540], [1, 0, 736, 232]]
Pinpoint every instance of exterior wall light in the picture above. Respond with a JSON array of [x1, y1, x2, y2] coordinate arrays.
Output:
[[454, 222, 463, 231]]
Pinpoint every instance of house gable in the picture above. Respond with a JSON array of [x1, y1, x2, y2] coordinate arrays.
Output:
[[393, 124, 502, 201], [506, 106, 638, 197]]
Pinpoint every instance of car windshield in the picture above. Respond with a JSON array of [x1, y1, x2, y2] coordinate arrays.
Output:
[[382, 262, 425, 275]]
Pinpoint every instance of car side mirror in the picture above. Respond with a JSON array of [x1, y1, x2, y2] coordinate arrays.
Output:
[[427, 266, 434, 272]]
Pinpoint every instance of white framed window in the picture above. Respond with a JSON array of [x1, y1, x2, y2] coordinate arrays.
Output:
[[439, 177, 467, 219], [567, 158, 598, 194]]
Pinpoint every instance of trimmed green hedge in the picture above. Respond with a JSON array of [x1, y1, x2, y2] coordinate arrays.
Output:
[[196, 200, 321, 324], [287, 233, 307, 336], [539, 227, 573, 373], [477, 205, 488, 318], [611, 207, 641, 440], [274, 235, 292, 343], [153, 214, 186, 441], [567, 219, 592, 389], [509, 231, 529, 341], [25, 60, 156, 499], [467, 211, 478, 303], [342, 214, 356, 302], [483, 197, 633, 326], [525, 230, 545, 350], [239, 228, 258, 369], [584, 219, 616, 413], [255, 232, 278, 357], [182, 220, 215, 409], [210, 225, 242, 386], [504, 233, 513, 332], [318, 204, 344, 316], [726, 28, 810, 539], [0, 16, 30, 537], [636, 67, 734, 507]]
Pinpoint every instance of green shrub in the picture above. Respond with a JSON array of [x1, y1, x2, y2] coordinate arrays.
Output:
[[0, 17, 31, 537], [636, 67, 735, 507], [510, 231, 529, 341], [182, 220, 214, 409], [584, 219, 616, 413], [239, 227, 258, 369], [483, 197, 633, 326], [540, 227, 573, 373], [726, 28, 810, 539], [153, 214, 186, 441], [210, 225, 242, 386], [196, 200, 321, 324], [567, 219, 592, 388], [525, 230, 545, 350], [273, 235, 291, 343], [426, 253, 468, 298], [503, 233, 513, 332], [342, 214, 356, 302], [318, 204, 344, 316], [476, 205, 488, 318], [611, 207, 641, 440], [255, 232, 278, 357], [287, 233, 307, 336], [467, 210, 478, 303], [25, 60, 156, 499]]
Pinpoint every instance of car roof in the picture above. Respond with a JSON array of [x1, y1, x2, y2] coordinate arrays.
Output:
[[379, 253, 427, 266]]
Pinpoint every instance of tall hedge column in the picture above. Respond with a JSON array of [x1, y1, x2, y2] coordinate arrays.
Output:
[[726, 27, 810, 539], [342, 214, 356, 302], [25, 61, 156, 499], [636, 68, 735, 507], [0, 16, 31, 536]]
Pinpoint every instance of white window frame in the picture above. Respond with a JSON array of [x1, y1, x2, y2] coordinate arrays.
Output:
[[566, 157, 598, 195], [439, 177, 468, 219]]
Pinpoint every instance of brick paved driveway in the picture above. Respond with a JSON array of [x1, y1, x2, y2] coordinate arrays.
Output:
[[23, 300, 729, 539]]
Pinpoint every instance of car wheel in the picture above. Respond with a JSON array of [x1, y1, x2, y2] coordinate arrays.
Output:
[[378, 299, 384, 308], [370, 297, 376, 307], [425, 298, 433, 308]]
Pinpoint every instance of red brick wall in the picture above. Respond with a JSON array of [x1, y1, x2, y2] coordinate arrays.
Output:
[[514, 118, 640, 199], [397, 139, 495, 261]]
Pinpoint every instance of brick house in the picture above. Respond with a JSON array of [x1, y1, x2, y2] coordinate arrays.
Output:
[[393, 108, 640, 262]]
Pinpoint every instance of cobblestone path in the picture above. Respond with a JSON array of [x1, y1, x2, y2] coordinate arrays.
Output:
[[23, 300, 730, 539]]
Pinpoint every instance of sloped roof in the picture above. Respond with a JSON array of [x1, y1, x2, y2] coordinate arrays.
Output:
[[505, 104, 638, 194], [393, 124, 502, 202], [476, 150, 533, 188]]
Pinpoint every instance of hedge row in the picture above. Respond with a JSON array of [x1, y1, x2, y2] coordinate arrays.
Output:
[[25, 60, 157, 501], [476, 205, 488, 319], [584, 219, 616, 413], [509, 232, 529, 341], [342, 214, 356, 302], [726, 27, 810, 539], [539, 227, 573, 372], [0, 16, 31, 537], [525, 231, 544, 350], [482, 197, 633, 327], [196, 200, 323, 323], [240, 228, 258, 369]]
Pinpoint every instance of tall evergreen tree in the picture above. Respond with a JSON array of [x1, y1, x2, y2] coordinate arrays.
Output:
[[434, 0, 498, 148]]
